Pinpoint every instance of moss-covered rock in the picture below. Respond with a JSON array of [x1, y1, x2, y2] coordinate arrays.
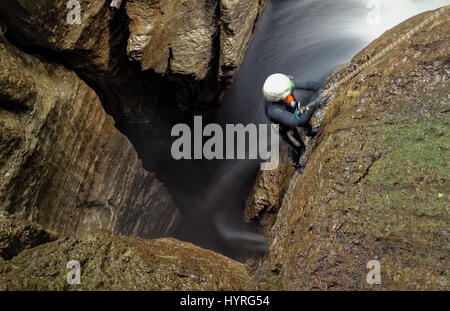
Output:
[[0, 230, 256, 290]]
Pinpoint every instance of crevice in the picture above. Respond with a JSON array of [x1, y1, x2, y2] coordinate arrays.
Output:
[[353, 153, 381, 187]]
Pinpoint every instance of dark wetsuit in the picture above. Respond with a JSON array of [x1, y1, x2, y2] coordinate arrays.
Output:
[[264, 81, 326, 153]]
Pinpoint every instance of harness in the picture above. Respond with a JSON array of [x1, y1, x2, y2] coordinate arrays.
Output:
[[272, 93, 305, 148]]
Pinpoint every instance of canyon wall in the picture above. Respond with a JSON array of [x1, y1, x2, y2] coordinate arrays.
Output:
[[0, 0, 268, 114], [2, 0, 447, 292], [0, 0, 269, 290], [0, 0, 268, 238], [0, 32, 178, 238], [250, 7, 449, 290]]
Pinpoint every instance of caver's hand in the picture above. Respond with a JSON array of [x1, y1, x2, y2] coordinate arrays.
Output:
[[318, 89, 331, 101]]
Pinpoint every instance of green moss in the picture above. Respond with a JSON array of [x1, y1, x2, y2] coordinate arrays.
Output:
[[335, 120, 449, 258], [365, 121, 448, 220], [370, 121, 449, 188], [123, 248, 132, 258], [328, 119, 449, 282]]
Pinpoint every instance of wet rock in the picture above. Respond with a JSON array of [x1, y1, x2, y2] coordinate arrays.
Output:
[[126, 0, 217, 79], [0, 0, 267, 116], [0, 0, 126, 76], [219, 0, 267, 84], [245, 144, 294, 231], [126, 0, 267, 81], [254, 7, 450, 290], [0, 33, 179, 239], [0, 1, 270, 166], [0, 230, 256, 290], [119, 0, 269, 117]]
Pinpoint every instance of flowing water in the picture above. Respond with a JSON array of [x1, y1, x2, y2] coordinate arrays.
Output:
[[168, 0, 449, 259]]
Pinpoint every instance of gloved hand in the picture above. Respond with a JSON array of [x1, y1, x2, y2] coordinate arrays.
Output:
[[306, 100, 322, 113], [314, 99, 325, 110]]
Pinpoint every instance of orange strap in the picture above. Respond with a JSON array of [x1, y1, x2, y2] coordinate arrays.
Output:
[[284, 94, 295, 104]]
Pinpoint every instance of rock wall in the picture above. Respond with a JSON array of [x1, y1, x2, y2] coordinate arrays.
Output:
[[252, 8, 449, 290], [126, 0, 266, 82], [0, 216, 57, 261], [245, 144, 295, 233], [0, 1, 270, 290], [0, 0, 268, 115], [0, 0, 268, 238], [0, 0, 126, 76], [0, 32, 179, 238]]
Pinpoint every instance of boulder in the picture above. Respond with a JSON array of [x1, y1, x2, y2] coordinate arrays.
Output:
[[0, 230, 256, 290]]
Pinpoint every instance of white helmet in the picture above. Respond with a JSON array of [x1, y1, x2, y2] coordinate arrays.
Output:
[[262, 73, 294, 102]]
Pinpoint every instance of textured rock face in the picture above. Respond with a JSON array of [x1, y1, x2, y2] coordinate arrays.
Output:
[[219, 0, 262, 84], [126, 0, 266, 82], [0, 0, 268, 114], [0, 229, 256, 290], [245, 145, 294, 232], [254, 8, 449, 290], [0, 216, 57, 261], [0, 0, 126, 76], [0, 0, 268, 291], [121, 0, 268, 116], [0, 33, 179, 239]]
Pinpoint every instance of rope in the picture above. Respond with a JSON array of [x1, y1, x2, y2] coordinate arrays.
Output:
[[329, 90, 360, 104]]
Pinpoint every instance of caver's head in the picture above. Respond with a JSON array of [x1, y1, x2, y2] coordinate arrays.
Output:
[[262, 73, 295, 104]]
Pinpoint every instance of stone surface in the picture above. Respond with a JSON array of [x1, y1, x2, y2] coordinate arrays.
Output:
[[126, 0, 267, 82], [0, 0, 127, 76], [0, 229, 256, 290], [0, 216, 57, 260], [0, 0, 270, 161], [126, 0, 217, 80], [0, 0, 268, 113], [0, 32, 179, 239], [245, 144, 294, 232], [254, 8, 449, 290], [219, 0, 266, 84]]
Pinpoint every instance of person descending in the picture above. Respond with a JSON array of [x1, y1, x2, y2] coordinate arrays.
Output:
[[262, 73, 328, 172]]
